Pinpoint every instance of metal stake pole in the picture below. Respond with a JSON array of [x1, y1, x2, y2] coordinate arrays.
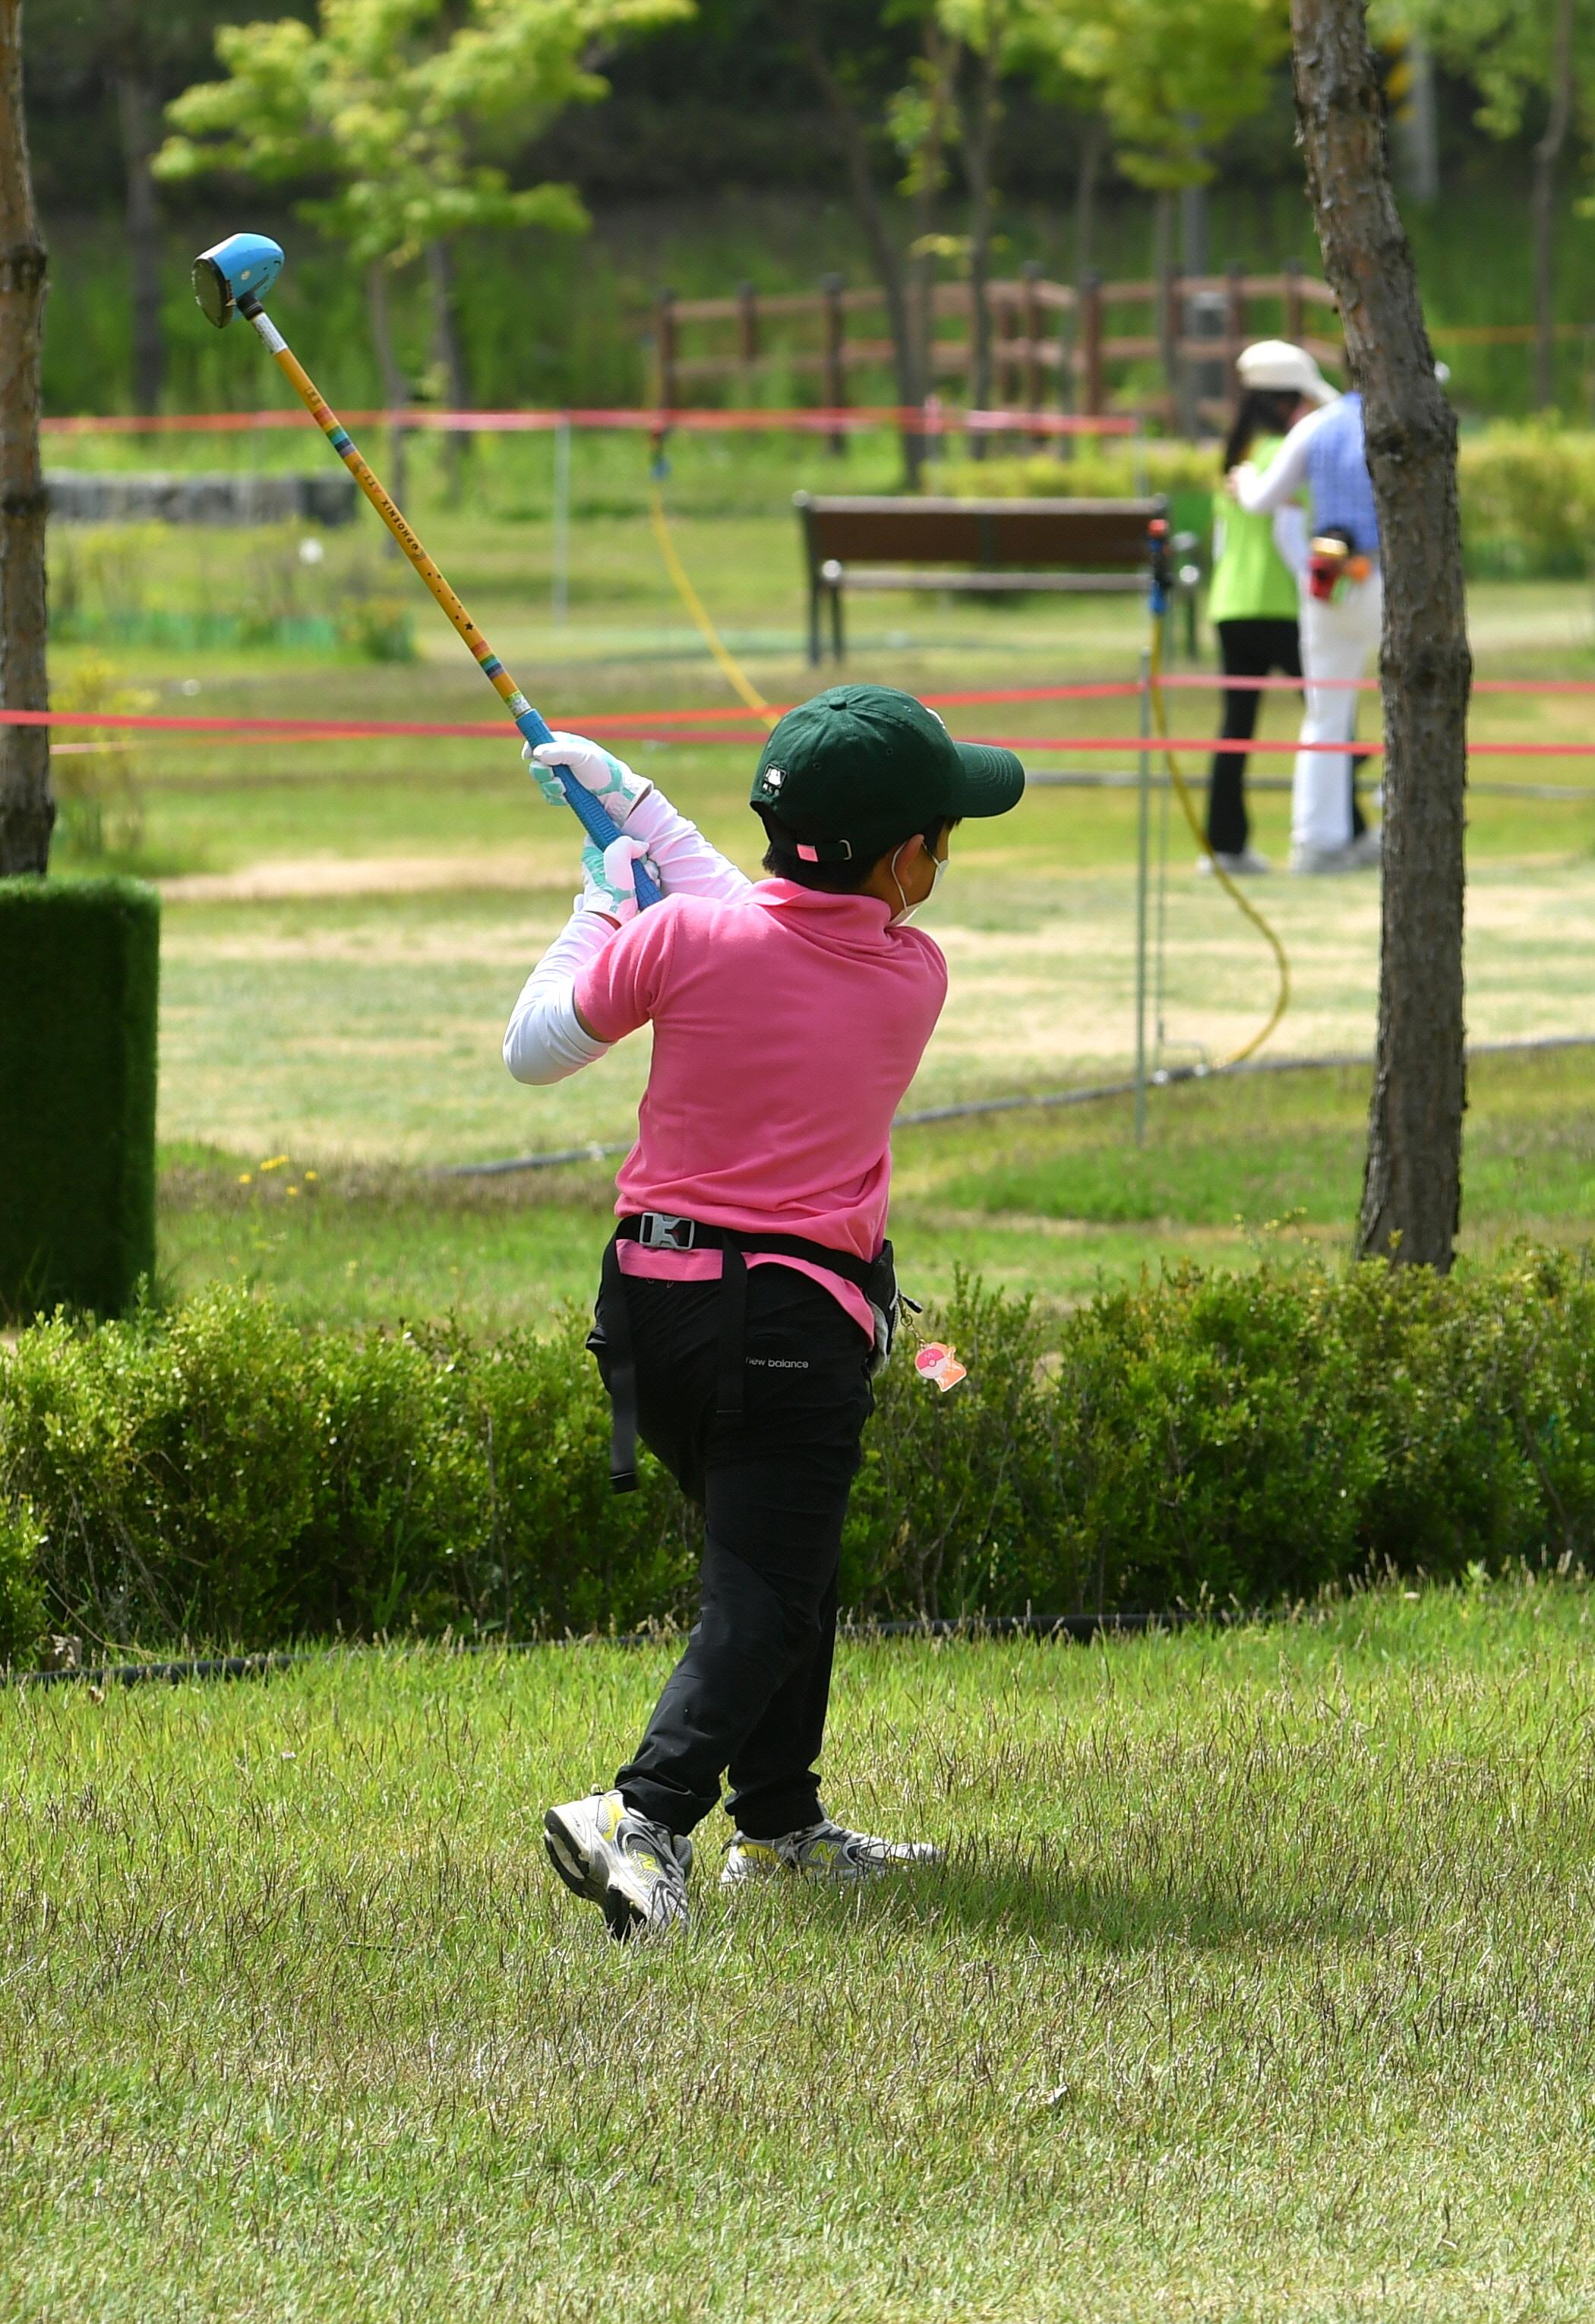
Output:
[[1134, 649, 1151, 1146], [552, 413, 571, 626]]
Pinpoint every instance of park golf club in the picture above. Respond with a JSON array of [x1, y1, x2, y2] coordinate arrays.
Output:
[[190, 231, 662, 909]]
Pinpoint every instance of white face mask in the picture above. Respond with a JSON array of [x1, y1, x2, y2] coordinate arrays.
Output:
[[889, 845, 948, 928]]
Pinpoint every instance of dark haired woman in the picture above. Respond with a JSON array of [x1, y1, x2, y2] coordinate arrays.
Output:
[[1202, 341, 1333, 874]]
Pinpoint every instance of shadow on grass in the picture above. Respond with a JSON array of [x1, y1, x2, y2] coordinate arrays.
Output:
[[753, 1843, 1382, 1956]]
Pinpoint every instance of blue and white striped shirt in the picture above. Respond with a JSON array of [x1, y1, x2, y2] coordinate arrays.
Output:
[[1303, 393, 1379, 555]]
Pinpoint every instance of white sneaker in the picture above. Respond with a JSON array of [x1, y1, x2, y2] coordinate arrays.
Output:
[[1197, 847, 1271, 877], [1290, 836, 1380, 875], [721, 1816, 941, 1886], [544, 1789, 693, 1941]]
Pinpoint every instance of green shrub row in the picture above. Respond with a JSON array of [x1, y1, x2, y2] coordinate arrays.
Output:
[[940, 420, 1595, 580], [2, 1252, 1593, 1663]]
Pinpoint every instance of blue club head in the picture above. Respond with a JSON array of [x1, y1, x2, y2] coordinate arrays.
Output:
[[191, 233, 285, 327]]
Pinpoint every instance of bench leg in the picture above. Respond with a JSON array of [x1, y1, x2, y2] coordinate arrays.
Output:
[[829, 583, 845, 663], [807, 575, 822, 666]]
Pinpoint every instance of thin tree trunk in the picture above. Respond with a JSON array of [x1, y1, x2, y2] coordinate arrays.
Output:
[[1074, 115, 1104, 278], [115, 68, 162, 418], [1531, 0, 1574, 413], [959, 27, 1002, 453], [1293, 0, 1470, 1270], [797, 14, 925, 486], [1154, 187, 1183, 432], [0, 0, 50, 877], [425, 236, 471, 494], [907, 19, 955, 432], [365, 259, 409, 548]]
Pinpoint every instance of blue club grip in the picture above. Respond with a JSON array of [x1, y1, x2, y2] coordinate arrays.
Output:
[[513, 705, 662, 910]]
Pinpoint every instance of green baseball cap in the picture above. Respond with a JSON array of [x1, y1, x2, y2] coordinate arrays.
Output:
[[750, 685, 1025, 865]]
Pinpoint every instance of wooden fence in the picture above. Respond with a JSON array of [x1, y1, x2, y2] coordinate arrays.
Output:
[[652, 263, 1343, 431]]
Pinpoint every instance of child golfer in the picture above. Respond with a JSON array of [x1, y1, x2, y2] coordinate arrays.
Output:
[[504, 685, 1024, 1939]]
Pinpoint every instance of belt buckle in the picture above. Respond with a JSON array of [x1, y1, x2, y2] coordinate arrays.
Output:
[[639, 1211, 696, 1251]]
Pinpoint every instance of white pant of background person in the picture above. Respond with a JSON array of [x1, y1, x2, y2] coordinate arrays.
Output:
[[1293, 566, 1383, 853]]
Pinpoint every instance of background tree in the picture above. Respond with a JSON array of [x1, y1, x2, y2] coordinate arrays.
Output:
[[24, 2, 276, 417], [1016, 0, 1288, 421], [1392, 0, 1592, 413], [1294, 0, 1470, 1269], [0, 0, 49, 878], [157, 0, 686, 498], [1041, 0, 1290, 191]]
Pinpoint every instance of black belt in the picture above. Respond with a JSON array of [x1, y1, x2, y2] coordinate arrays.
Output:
[[599, 1213, 891, 1491]]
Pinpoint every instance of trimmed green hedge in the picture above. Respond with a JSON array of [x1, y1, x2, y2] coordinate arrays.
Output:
[[2, 1251, 1593, 1660], [0, 876, 159, 1322]]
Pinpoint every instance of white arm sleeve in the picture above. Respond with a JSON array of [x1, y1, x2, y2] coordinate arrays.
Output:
[[623, 783, 750, 901], [1272, 504, 1309, 581], [503, 912, 614, 1086], [1233, 406, 1325, 516]]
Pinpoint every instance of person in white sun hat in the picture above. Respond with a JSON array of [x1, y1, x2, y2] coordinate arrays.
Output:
[[1201, 341, 1336, 876], [1230, 341, 1385, 875]]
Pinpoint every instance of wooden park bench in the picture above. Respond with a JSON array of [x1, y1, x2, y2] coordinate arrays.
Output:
[[794, 492, 1168, 663]]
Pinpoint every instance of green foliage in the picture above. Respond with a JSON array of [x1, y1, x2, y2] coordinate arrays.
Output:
[[52, 523, 418, 659], [1389, 0, 1593, 146], [0, 879, 160, 1325], [4, 1256, 1595, 1652], [1454, 419, 1595, 577], [1018, 0, 1291, 188], [0, 1503, 46, 1670], [937, 438, 1218, 498], [156, 0, 690, 268]]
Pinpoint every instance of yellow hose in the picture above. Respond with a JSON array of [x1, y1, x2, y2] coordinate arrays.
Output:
[[1147, 608, 1290, 1066], [647, 482, 779, 727]]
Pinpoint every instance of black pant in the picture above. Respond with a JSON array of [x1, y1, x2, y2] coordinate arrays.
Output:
[[591, 1263, 873, 1840], [1208, 615, 1369, 854], [1208, 617, 1301, 855]]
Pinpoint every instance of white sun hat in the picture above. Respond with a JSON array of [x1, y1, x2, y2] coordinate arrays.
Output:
[[1236, 338, 1337, 405]]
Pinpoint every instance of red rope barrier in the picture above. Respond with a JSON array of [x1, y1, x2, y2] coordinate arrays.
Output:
[[15, 704, 1595, 758], [41, 403, 1139, 440]]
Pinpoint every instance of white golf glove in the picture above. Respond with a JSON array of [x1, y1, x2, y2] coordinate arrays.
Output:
[[526, 731, 652, 827], [578, 833, 657, 924]]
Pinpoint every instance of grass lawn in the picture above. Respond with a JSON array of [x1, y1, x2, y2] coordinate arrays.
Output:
[[157, 1043, 1595, 1331], [6, 1578, 1595, 2321]]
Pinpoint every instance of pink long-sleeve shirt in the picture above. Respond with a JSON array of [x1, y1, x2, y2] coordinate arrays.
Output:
[[573, 880, 947, 1335]]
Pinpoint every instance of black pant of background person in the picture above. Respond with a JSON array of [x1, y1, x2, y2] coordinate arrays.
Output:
[[589, 1263, 873, 1841], [1207, 616, 1302, 856]]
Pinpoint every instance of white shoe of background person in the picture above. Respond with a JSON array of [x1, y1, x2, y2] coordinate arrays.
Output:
[[721, 1817, 942, 1886], [1290, 834, 1381, 875], [1197, 847, 1271, 877], [544, 1788, 693, 1941]]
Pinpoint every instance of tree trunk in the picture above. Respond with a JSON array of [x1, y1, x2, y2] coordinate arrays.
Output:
[[115, 68, 162, 418], [426, 236, 471, 494], [1293, 0, 1470, 1271], [365, 258, 409, 547], [959, 31, 1002, 453], [907, 18, 955, 435], [796, 15, 925, 486], [1074, 115, 1104, 278], [1531, 0, 1574, 414], [0, 0, 50, 877]]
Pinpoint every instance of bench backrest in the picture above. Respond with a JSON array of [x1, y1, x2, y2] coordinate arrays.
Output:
[[794, 493, 1164, 573]]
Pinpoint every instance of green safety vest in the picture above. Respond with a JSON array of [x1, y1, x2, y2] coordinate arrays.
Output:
[[1206, 435, 1300, 626]]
